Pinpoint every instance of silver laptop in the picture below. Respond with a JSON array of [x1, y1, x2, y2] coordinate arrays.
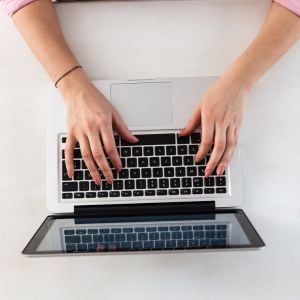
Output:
[[22, 76, 264, 255]]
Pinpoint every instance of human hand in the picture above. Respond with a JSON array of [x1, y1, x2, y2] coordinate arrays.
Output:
[[61, 76, 138, 185], [179, 78, 248, 177]]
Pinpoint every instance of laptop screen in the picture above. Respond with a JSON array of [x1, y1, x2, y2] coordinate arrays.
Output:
[[23, 209, 264, 255]]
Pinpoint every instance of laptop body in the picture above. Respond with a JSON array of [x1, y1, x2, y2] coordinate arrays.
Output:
[[22, 76, 265, 255]]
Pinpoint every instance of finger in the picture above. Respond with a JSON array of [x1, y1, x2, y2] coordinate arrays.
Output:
[[205, 123, 227, 176], [100, 123, 122, 171], [195, 116, 214, 164], [216, 126, 237, 176], [87, 131, 113, 183], [65, 134, 77, 178], [78, 134, 101, 185], [112, 109, 138, 143], [179, 105, 201, 136]]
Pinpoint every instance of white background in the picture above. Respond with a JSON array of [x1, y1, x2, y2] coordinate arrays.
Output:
[[0, 1, 299, 299]]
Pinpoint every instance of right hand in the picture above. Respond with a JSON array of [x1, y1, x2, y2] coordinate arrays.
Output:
[[59, 71, 138, 185]]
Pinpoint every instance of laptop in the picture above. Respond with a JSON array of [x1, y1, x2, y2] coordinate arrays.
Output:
[[22, 76, 265, 255]]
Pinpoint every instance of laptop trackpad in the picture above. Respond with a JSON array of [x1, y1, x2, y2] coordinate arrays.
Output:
[[110, 82, 173, 127]]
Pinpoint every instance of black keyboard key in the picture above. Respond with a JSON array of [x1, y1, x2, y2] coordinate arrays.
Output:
[[170, 178, 180, 188], [66, 244, 76, 252], [132, 147, 142, 156], [192, 188, 203, 194], [82, 235, 92, 243], [184, 156, 194, 166], [216, 176, 226, 186], [73, 160, 81, 169], [62, 193, 73, 199], [138, 233, 148, 241], [188, 240, 199, 247], [205, 231, 215, 239], [166, 240, 177, 248], [121, 147, 131, 157], [62, 182, 78, 192], [144, 147, 153, 156], [138, 157, 148, 167], [194, 231, 204, 238], [150, 157, 160, 167], [147, 179, 157, 189], [155, 146, 165, 156], [149, 232, 160, 240], [191, 132, 201, 143], [62, 137, 67, 143], [110, 191, 120, 197], [177, 240, 188, 248], [145, 190, 155, 196], [180, 188, 191, 195], [99, 229, 110, 234], [153, 168, 163, 177], [142, 168, 152, 178], [115, 234, 125, 242], [146, 227, 157, 232], [157, 226, 168, 231], [193, 177, 203, 187], [136, 179, 146, 189], [172, 156, 182, 166], [125, 180, 135, 190], [170, 226, 180, 231], [74, 192, 84, 198], [128, 133, 176, 146], [217, 225, 227, 230], [181, 225, 192, 231], [154, 241, 165, 249], [187, 167, 197, 176], [65, 235, 80, 243], [159, 178, 169, 189], [79, 181, 89, 191], [133, 190, 144, 196], [177, 145, 187, 155], [198, 166, 206, 176], [74, 170, 83, 180], [85, 170, 92, 180], [113, 180, 123, 190], [74, 149, 81, 158], [175, 167, 185, 177], [104, 234, 115, 243], [101, 181, 112, 190], [119, 168, 129, 179], [177, 135, 190, 144], [169, 189, 179, 195], [91, 181, 100, 191], [86, 192, 96, 198], [205, 177, 215, 187], [144, 241, 154, 249], [182, 177, 192, 187], [123, 228, 134, 233], [166, 145, 176, 155], [114, 135, 120, 146], [204, 188, 215, 194], [111, 228, 122, 233], [88, 229, 98, 234], [98, 191, 108, 197], [161, 157, 171, 166], [127, 158, 137, 168], [217, 231, 227, 238], [216, 188, 227, 193], [183, 231, 193, 239], [121, 158, 126, 168], [193, 225, 204, 231], [81, 160, 88, 170], [164, 167, 174, 177], [157, 190, 168, 196], [189, 145, 198, 155], [130, 169, 140, 178], [121, 191, 132, 197]]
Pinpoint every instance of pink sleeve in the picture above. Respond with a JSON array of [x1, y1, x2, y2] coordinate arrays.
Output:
[[273, 0, 300, 15], [0, 0, 37, 16]]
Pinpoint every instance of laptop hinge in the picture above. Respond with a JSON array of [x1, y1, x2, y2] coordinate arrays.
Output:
[[74, 201, 216, 218]]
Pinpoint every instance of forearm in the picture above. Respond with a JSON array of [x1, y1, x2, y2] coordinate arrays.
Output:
[[222, 2, 300, 92], [12, 0, 88, 94]]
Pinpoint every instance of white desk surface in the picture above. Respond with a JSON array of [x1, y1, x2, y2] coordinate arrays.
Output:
[[0, 1, 299, 299]]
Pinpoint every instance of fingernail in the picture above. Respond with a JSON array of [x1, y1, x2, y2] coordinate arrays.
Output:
[[178, 128, 186, 136], [95, 175, 101, 185], [217, 166, 224, 176], [205, 169, 210, 177], [117, 164, 122, 172], [133, 136, 139, 142]]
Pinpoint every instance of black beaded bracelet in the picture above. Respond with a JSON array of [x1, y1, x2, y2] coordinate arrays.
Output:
[[54, 65, 82, 88]]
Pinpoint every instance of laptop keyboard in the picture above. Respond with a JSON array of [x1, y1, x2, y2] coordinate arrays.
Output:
[[60, 132, 228, 200], [63, 223, 229, 252]]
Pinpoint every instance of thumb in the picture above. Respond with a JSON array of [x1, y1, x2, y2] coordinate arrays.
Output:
[[179, 106, 202, 136]]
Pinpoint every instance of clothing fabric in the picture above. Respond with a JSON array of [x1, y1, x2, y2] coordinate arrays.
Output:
[[0, 0, 300, 17]]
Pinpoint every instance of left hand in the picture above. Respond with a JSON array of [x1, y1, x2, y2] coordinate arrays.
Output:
[[179, 77, 248, 176]]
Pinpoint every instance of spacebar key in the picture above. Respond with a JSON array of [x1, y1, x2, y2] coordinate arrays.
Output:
[[127, 134, 176, 146]]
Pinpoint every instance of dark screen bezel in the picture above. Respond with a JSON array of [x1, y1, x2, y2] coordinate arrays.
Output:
[[22, 209, 265, 255]]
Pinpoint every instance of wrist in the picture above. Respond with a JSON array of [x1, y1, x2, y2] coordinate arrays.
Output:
[[56, 67, 93, 100]]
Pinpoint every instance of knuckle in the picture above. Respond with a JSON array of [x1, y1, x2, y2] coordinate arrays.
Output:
[[81, 152, 91, 161], [214, 141, 226, 151]]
